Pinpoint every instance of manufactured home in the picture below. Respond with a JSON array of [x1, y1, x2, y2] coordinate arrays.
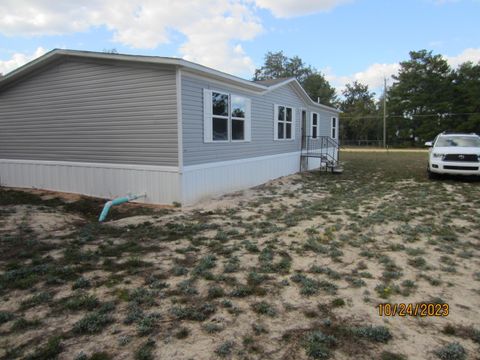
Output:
[[0, 49, 340, 205]]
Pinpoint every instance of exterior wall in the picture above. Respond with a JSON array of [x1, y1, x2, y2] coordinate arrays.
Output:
[[306, 105, 339, 139], [0, 159, 181, 204], [0, 58, 178, 166], [181, 73, 304, 166], [181, 151, 300, 205]]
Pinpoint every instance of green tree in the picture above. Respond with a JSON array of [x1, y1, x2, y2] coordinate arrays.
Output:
[[388, 50, 453, 144], [451, 61, 480, 133], [340, 81, 378, 141], [253, 51, 337, 106], [303, 73, 338, 107]]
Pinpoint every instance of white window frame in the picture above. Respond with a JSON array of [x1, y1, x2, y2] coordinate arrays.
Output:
[[204, 89, 251, 143], [331, 116, 337, 140], [274, 104, 295, 141], [211, 90, 230, 143], [231, 94, 249, 143], [311, 112, 319, 139]]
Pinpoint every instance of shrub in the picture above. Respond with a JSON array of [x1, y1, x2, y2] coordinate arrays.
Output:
[[170, 303, 216, 321], [349, 325, 392, 343], [215, 341, 235, 358], [434, 342, 466, 360], [134, 339, 155, 360], [251, 301, 277, 317], [73, 312, 113, 334], [304, 331, 337, 359], [20, 291, 53, 310], [0, 311, 15, 324], [207, 285, 225, 299], [72, 277, 91, 290], [25, 336, 62, 360]]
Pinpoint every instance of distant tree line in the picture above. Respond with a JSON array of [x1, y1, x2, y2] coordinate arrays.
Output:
[[254, 50, 480, 145]]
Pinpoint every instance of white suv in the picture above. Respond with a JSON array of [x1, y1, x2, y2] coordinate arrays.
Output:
[[425, 132, 480, 178]]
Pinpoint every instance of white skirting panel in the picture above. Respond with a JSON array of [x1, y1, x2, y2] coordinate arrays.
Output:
[[0, 159, 181, 204], [181, 152, 301, 205]]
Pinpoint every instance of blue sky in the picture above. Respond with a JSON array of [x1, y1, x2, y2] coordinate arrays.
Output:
[[1, 0, 479, 95]]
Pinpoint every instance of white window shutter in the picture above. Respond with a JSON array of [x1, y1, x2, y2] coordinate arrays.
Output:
[[203, 89, 213, 143], [273, 104, 279, 140], [244, 98, 252, 142], [291, 107, 296, 140]]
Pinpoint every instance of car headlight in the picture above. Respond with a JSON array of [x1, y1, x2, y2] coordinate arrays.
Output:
[[432, 153, 445, 159]]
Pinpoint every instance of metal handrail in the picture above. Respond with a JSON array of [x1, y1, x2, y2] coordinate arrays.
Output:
[[301, 135, 340, 169]]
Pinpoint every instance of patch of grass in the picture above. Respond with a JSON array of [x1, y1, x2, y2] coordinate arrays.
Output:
[[251, 301, 277, 317], [215, 341, 235, 358], [375, 283, 401, 299], [25, 336, 63, 360], [434, 342, 466, 360], [380, 351, 407, 360], [137, 313, 160, 336], [192, 255, 216, 277], [203, 323, 224, 333], [290, 273, 337, 296], [20, 291, 54, 310], [304, 331, 337, 359], [61, 292, 99, 311], [207, 285, 225, 299], [175, 327, 190, 339], [72, 277, 91, 290], [408, 256, 428, 269], [72, 311, 113, 334], [349, 325, 392, 342], [0, 311, 15, 324], [309, 266, 341, 280], [331, 298, 345, 307], [134, 339, 155, 360], [170, 303, 216, 321], [230, 285, 254, 298], [442, 324, 480, 344], [11, 317, 42, 332]]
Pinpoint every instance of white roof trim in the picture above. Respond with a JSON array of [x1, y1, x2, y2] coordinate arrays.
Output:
[[0, 49, 340, 112]]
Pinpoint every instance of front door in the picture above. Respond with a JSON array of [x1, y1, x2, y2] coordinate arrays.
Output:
[[300, 110, 308, 171], [301, 110, 307, 150]]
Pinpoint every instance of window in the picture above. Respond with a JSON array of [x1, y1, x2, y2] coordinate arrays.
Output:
[[204, 89, 251, 143], [331, 117, 337, 139], [274, 105, 295, 140], [212, 92, 229, 141], [311, 112, 319, 138], [231, 95, 246, 141]]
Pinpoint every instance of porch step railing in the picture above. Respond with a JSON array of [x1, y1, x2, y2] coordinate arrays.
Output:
[[301, 135, 342, 172]]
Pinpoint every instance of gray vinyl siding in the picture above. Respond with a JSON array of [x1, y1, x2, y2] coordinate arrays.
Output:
[[0, 59, 178, 166], [307, 105, 338, 138], [182, 74, 305, 166]]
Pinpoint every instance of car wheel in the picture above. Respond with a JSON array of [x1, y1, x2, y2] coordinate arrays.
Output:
[[427, 169, 440, 180]]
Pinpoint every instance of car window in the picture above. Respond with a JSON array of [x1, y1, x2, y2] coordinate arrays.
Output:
[[435, 136, 480, 147]]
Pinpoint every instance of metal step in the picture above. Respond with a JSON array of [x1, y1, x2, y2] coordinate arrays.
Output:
[[332, 166, 344, 174]]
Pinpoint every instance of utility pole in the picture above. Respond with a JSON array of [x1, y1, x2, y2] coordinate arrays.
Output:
[[383, 77, 387, 148]]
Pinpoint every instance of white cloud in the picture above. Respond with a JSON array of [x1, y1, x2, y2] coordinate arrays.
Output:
[[0, 0, 263, 76], [0, 0, 355, 75], [446, 47, 480, 67], [253, 0, 352, 18], [326, 47, 480, 97], [0, 47, 46, 75]]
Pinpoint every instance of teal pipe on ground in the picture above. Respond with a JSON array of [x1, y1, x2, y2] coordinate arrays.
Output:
[[98, 193, 146, 222]]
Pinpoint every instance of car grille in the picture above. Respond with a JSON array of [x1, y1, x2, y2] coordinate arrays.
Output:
[[443, 165, 479, 171], [443, 154, 478, 162]]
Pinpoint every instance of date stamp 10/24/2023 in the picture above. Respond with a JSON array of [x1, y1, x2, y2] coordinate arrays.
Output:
[[377, 303, 449, 317]]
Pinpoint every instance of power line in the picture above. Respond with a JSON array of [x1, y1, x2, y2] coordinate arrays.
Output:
[[340, 111, 480, 119]]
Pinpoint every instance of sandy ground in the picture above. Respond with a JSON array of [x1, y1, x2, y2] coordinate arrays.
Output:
[[1, 154, 479, 359]]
